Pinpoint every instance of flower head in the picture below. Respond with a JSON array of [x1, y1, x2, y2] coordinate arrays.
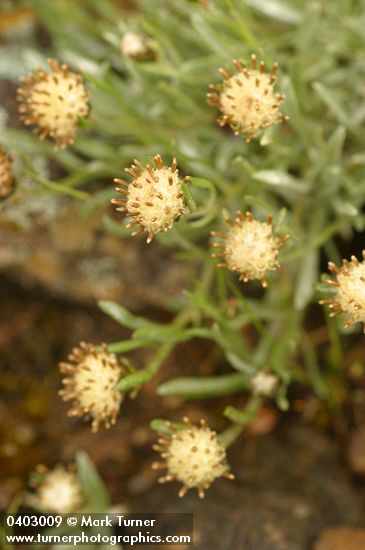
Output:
[[120, 32, 155, 61], [211, 211, 289, 287], [59, 342, 125, 432], [208, 55, 287, 141], [251, 371, 279, 397], [320, 252, 365, 333], [29, 464, 83, 513], [17, 58, 90, 149], [112, 154, 189, 243], [152, 417, 234, 498], [0, 146, 13, 200]]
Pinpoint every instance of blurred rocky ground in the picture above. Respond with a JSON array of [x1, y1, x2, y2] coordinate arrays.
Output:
[[0, 195, 189, 308]]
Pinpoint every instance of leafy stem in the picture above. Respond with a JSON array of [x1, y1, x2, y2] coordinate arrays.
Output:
[[19, 154, 91, 201]]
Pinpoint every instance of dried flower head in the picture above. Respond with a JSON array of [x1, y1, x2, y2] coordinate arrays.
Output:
[[30, 464, 83, 513], [251, 371, 279, 397], [208, 55, 288, 141], [120, 32, 155, 61], [211, 211, 289, 287], [17, 58, 90, 149], [0, 146, 13, 200], [59, 342, 125, 432], [112, 154, 189, 243], [320, 252, 365, 333], [152, 417, 234, 498]]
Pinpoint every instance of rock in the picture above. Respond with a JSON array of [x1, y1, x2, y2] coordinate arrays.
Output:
[[313, 527, 365, 550], [0, 199, 188, 309]]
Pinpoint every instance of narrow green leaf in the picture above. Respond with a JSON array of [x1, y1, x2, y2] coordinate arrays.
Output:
[[98, 300, 152, 330], [326, 125, 346, 164], [157, 372, 250, 398], [225, 351, 255, 374], [276, 391, 290, 411], [313, 82, 351, 127], [332, 200, 358, 217], [224, 398, 261, 424], [294, 249, 318, 310], [245, 0, 302, 24], [107, 340, 146, 353], [218, 423, 245, 448], [137, 326, 188, 344], [190, 177, 217, 192], [253, 170, 309, 193], [75, 451, 109, 511], [188, 177, 218, 228], [117, 343, 173, 391], [184, 290, 222, 322], [117, 370, 151, 391]]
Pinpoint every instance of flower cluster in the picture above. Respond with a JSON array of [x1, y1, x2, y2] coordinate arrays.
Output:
[[12, 26, 365, 509], [320, 252, 365, 333], [211, 211, 289, 287], [0, 146, 13, 200], [152, 417, 234, 498], [17, 58, 90, 149], [112, 154, 189, 243], [59, 342, 125, 432], [29, 464, 83, 514], [208, 55, 287, 141]]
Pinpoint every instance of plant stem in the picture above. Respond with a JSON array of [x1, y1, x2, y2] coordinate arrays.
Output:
[[218, 422, 246, 449], [20, 155, 90, 201]]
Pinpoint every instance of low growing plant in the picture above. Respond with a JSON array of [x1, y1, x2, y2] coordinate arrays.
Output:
[[1, 0, 365, 498]]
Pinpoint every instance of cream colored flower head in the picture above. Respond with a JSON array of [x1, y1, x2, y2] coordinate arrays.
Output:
[[320, 252, 365, 332], [59, 342, 124, 432], [211, 211, 289, 287], [251, 371, 279, 397], [208, 55, 287, 141], [0, 146, 13, 200], [30, 465, 83, 514], [121, 32, 155, 61], [152, 417, 234, 498], [17, 58, 90, 149], [112, 154, 189, 243]]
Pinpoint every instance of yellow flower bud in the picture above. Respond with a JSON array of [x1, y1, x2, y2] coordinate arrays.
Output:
[[59, 342, 125, 432], [112, 155, 189, 243], [30, 465, 83, 514], [211, 211, 289, 287], [208, 55, 287, 141], [320, 252, 365, 332], [152, 418, 234, 498], [17, 58, 90, 149]]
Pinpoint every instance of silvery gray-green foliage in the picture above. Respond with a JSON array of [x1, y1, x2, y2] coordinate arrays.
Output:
[[2, 0, 365, 425]]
